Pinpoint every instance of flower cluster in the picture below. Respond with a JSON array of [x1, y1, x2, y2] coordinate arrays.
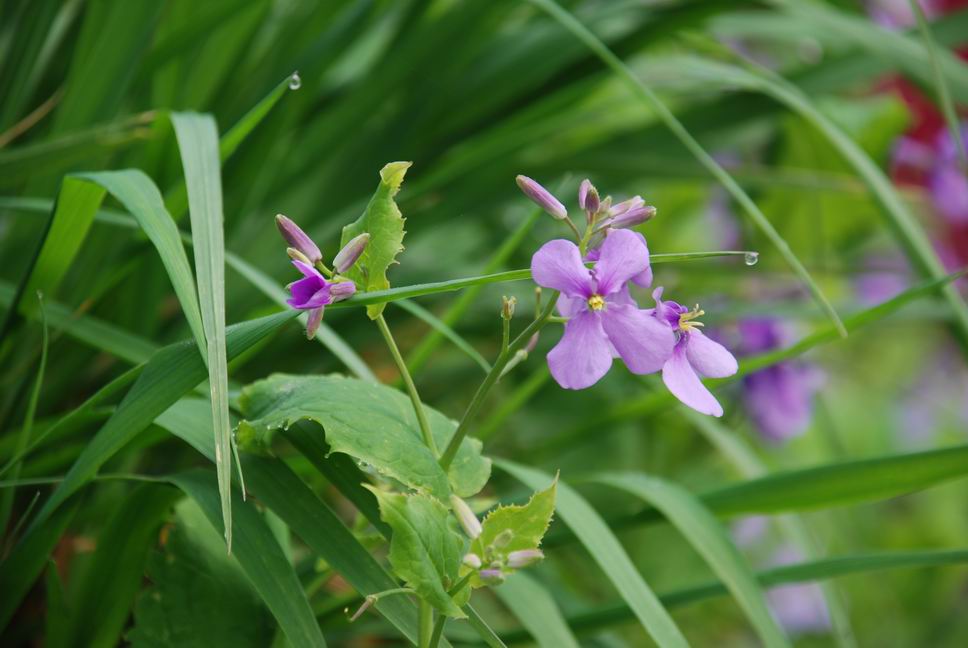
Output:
[[519, 176, 738, 416], [274, 214, 366, 338]]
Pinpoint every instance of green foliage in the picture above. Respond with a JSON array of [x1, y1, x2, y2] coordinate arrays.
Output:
[[237, 373, 491, 498], [340, 161, 412, 319], [369, 488, 467, 618]]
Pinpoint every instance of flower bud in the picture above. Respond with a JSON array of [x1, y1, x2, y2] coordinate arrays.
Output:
[[305, 307, 324, 340], [492, 529, 513, 549], [329, 280, 357, 302], [276, 214, 322, 264], [507, 549, 544, 569], [287, 247, 313, 265], [501, 295, 516, 320], [610, 205, 656, 229], [516, 175, 567, 220], [610, 196, 645, 216], [463, 553, 483, 569], [450, 495, 482, 539], [524, 332, 539, 354], [334, 232, 370, 273], [578, 179, 600, 218], [478, 568, 505, 585]]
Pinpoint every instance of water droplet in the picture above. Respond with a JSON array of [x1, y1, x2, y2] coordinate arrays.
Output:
[[289, 72, 301, 90], [744, 252, 759, 266]]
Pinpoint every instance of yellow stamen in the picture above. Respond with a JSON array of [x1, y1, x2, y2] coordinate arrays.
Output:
[[678, 304, 705, 331], [587, 294, 606, 311]]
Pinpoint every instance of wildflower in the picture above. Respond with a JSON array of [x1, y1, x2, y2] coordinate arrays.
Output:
[[507, 549, 544, 569], [333, 233, 370, 274], [450, 495, 482, 539], [586, 230, 653, 288], [516, 175, 568, 220], [739, 318, 822, 441], [651, 287, 737, 417], [286, 261, 355, 339], [275, 214, 322, 265], [531, 229, 674, 389], [603, 196, 655, 230]]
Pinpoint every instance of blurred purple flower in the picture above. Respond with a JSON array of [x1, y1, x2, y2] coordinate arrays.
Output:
[[866, 0, 942, 29], [531, 229, 674, 389], [739, 319, 822, 442], [652, 287, 738, 417], [766, 546, 831, 636], [928, 124, 968, 225], [286, 260, 355, 338]]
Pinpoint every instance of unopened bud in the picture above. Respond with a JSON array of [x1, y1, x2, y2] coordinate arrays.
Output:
[[501, 296, 517, 320], [463, 553, 482, 569], [478, 569, 505, 585], [578, 179, 600, 218], [492, 529, 514, 549], [450, 495, 482, 539], [610, 196, 645, 216], [276, 214, 322, 264], [610, 205, 656, 229], [287, 247, 312, 265], [507, 549, 544, 569], [334, 232, 370, 273], [524, 332, 539, 354], [516, 175, 567, 220]]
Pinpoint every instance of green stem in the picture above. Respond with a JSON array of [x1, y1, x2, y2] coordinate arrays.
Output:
[[375, 314, 439, 457], [428, 574, 474, 648], [439, 292, 559, 471], [418, 599, 434, 648]]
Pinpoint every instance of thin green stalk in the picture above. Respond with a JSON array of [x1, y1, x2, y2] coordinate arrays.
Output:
[[418, 599, 434, 648], [375, 314, 439, 458], [439, 292, 559, 471], [429, 574, 474, 648]]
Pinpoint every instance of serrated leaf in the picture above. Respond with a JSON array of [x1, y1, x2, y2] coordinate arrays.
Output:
[[367, 488, 466, 618], [464, 478, 557, 588], [340, 161, 411, 319], [237, 373, 490, 499]]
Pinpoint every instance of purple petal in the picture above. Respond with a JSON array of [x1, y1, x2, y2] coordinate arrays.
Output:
[[288, 275, 330, 308], [305, 307, 324, 339], [547, 311, 612, 389], [600, 304, 675, 375], [685, 330, 737, 378], [593, 229, 649, 295], [329, 280, 356, 301], [662, 341, 724, 416], [292, 259, 321, 278], [531, 239, 593, 298], [929, 165, 968, 224], [557, 294, 586, 318]]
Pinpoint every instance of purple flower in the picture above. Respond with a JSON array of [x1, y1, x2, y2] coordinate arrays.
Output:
[[531, 229, 674, 389], [739, 319, 821, 442], [586, 230, 654, 288], [766, 546, 831, 636], [286, 260, 356, 338], [651, 287, 738, 417]]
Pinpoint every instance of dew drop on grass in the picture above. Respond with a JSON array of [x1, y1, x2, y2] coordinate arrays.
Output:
[[289, 72, 301, 90], [744, 252, 759, 266]]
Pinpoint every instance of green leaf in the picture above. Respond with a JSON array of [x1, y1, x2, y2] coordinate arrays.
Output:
[[495, 459, 689, 648], [127, 497, 275, 648], [70, 484, 181, 648], [44, 561, 71, 648], [592, 473, 790, 648], [171, 111, 235, 550], [340, 161, 411, 319], [237, 374, 490, 499], [465, 478, 556, 588], [493, 572, 579, 648], [169, 471, 325, 648], [367, 487, 466, 618]]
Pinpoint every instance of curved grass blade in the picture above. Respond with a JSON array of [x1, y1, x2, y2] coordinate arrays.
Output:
[[396, 299, 490, 373], [494, 572, 580, 648], [496, 459, 689, 648], [172, 111, 234, 549], [171, 470, 326, 648], [525, 0, 846, 336], [593, 473, 790, 647]]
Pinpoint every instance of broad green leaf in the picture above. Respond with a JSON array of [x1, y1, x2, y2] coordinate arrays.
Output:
[[171, 111, 234, 550], [367, 487, 466, 618], [496, 459, 689, 648], [157, 399, 423, 644], [593, 473, 790, 648], [237, 374, 491, 499], [169, 471, 325, 648], [70, 484, 181, 648], [340, 161, 411, 319], [493, 572, 579, 648], [127, 498, 275, 648], [464, 478, 557, 588]]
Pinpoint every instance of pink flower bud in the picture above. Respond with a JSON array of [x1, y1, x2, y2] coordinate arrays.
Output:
[[610, 205, 656, 229], [478, 569, 505, 585], [463, 553, 482, 569], [334, 233, 370, 273], [450, 495, 482, 539], [516, 175, 567, 220], [275, 214, 322, 264], [578, 179, 600, 217], [507, 549, 544, 569]]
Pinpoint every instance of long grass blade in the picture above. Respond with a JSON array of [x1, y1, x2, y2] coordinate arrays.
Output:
[[171, 112, 234, 550], [493, 572, 580, 648]]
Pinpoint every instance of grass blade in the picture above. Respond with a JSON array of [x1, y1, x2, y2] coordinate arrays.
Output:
[[496, 459, 689, 648], [172, 112, 234, 550], [493, 572, 580, 648], [525, 0, 846, 336], [592, 473, 790, 647]]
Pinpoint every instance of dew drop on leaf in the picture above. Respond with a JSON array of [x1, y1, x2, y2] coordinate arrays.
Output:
[[289, 72, 301, 90], [744, 252, 759, 266]]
